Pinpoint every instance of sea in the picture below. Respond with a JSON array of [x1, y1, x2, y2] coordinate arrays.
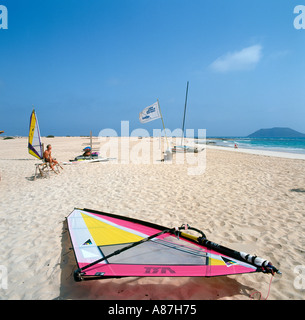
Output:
[[198, 137, 305, 155]]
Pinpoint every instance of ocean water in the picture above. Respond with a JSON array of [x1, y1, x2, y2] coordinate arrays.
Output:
[[204, 137, 305, 154]]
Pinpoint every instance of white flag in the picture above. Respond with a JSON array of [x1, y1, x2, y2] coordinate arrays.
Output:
[[139, 102, 161, 123]]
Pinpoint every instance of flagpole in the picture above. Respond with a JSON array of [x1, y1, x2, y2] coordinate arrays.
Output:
[[157, 99, 169, 149]]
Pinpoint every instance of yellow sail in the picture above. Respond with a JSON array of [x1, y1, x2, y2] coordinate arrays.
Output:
[[28, 110, 43, 159]]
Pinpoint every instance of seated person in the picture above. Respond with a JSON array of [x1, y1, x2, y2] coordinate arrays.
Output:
[[43, 144, 63, 173], [83, 147, 92, 157]]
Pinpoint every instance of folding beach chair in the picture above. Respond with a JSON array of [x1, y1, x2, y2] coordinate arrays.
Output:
[[34, 159, 61, 180]]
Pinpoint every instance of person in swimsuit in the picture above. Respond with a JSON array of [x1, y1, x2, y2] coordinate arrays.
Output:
[[83, 147, 92, 157], [43, 144, 63, 173]]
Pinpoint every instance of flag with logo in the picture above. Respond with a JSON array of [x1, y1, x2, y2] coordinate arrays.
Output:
[[139, 102, 161, 124]]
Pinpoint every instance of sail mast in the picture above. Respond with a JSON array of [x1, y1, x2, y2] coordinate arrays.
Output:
[[181, 81, 189, 145]]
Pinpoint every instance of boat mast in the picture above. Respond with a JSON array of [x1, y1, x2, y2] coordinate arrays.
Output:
[[181, 81, 189, 145]]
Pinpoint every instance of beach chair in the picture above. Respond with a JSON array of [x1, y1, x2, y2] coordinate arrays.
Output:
[[34, 160, 50, 180], [34, 159, 61, 180]]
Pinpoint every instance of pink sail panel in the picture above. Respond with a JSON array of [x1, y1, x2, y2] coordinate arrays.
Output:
[[78, 262, 256, 278]]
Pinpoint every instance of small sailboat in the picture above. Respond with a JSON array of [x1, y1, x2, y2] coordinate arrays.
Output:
[[172, 81, 203, 153]]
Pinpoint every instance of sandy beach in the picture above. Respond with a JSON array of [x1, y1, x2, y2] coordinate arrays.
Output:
[[0, 136, 304, 300]]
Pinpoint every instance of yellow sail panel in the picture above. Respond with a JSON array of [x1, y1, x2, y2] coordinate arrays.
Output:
[[81, 212, 144, 245], [29, 149, 39, 159], [28, 111, 36, 140], [209, 257, 226, 266]]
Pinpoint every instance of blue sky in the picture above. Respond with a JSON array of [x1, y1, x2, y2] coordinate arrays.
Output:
[[1, 0, 305, 137]]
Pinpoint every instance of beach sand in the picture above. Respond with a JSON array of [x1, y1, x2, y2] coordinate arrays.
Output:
[[0, 136, 304, 300]]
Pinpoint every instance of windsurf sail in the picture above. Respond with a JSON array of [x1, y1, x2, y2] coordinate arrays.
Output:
[[66, 208, 280, 281], [28, 109, 43, 160]]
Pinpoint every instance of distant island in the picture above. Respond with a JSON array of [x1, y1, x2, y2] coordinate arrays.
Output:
[[248, 127, 305, 138]]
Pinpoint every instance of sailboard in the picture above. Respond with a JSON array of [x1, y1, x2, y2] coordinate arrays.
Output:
[[62, 158, 109, 165], [63, 152, 109, 165], [172, 145, 201, 153], [67, 208, 280, 281], [28, 109, 43, 160]]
